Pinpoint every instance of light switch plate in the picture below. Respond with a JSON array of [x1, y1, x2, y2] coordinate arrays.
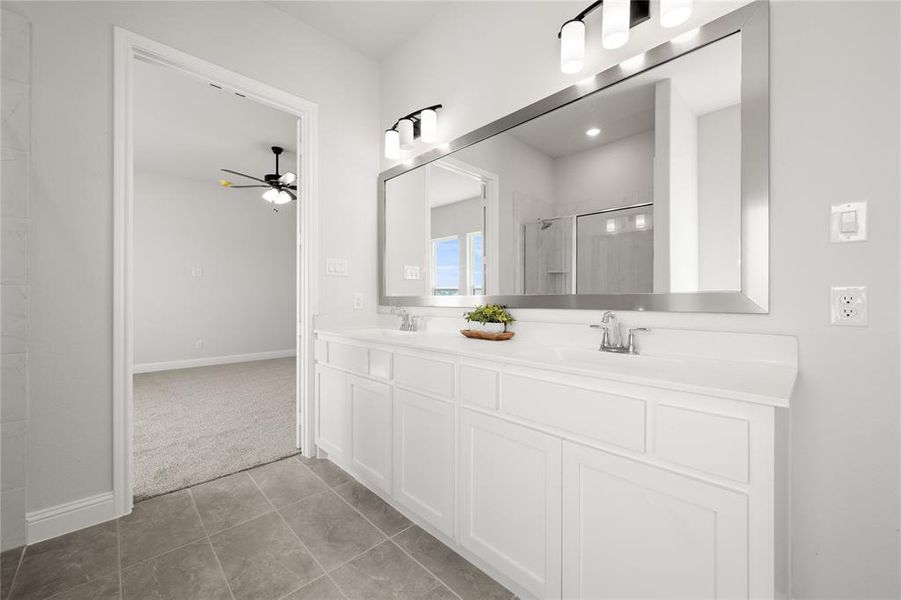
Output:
[[403, 265, 421, 280], [830, 285, 867, 326], [192, 267, 203, 279], [325, 258, 348, 277], [830, 202, 867, 243], [353, 293, 363, 310]]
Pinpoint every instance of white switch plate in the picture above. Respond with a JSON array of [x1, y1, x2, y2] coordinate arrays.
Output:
[[192, 267, 203, 279], [403, 265, 421, 280], [830, 202, 867, 243], [353, 293, 363, 310], [325, 258, 348, 277], [195, 339, 204, 349], [830, 286, 867, 326]]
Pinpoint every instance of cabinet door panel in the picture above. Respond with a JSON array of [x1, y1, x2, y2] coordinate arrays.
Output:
[[393, 388, 454, 536], [316, 365, 348, 465], [562, 441, 748, 599], [349, 375, 392, 494], [460, 409, 562, 599]]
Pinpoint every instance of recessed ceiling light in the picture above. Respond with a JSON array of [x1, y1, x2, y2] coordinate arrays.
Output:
[[586, 127, 601, 137]]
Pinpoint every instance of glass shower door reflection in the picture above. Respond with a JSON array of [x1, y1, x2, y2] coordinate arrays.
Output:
[[576, 207, 654, 294], [522, 216, 574, 295]]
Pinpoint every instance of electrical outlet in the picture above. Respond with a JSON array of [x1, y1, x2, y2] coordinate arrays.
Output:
[[195, 339, 204, 349], [830, 286, 867, 326], [353, 293, 363, 310]]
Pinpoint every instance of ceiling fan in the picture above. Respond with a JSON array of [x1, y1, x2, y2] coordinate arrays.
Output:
[[219, 146, 297, 210]]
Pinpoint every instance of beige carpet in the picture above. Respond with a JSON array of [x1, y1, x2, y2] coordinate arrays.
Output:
[[133, 357, 298, 500]]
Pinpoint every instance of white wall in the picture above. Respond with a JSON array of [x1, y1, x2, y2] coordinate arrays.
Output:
[[7, 0, 380, 515], [698, 104, 741, 291], [133, 172, 296, 366], [553, 130, 654, 217], [380, 1, 901, 597], [0, 8, 30, 551]]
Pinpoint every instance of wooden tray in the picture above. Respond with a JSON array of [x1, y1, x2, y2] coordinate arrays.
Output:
[[460, 329, 515, 341]]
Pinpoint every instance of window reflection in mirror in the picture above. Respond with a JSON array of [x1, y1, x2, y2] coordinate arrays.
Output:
[[384, 32, 741, 298]]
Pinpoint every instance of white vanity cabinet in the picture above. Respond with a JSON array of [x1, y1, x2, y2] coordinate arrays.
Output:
[[459, 409, 562, 599], [348, 375, 393, 494], [314, 364, 349, 464], [314, 330, 793, 600], [561, 441, 748, 599], [393, 388, 455, 536]]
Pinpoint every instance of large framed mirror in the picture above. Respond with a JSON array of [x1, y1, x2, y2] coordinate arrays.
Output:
[[379, 1, 768, 313]]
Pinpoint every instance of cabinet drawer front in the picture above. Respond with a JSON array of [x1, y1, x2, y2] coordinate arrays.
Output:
[[655, 405, 750, 482], [368, 349, 393, 380], [327, 341, 368, 375], [460, 364, 499, 410], [502, 372, 646, 453], [395, 353, 455, 398]]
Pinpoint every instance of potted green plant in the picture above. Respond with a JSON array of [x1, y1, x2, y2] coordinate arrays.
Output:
[[463, 304, 514, 334]]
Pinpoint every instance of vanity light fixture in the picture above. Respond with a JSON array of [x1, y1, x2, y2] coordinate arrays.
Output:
[[384, 104, 443, 159], [635, 213, 647, 229], [660, 0, 693, 28], [586, 127, 602, 137], [558, 1, 656, 74], [606, 218, 617, 233]]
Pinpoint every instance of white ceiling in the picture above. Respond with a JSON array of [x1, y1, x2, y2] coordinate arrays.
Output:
[[267, 1, 447, 60], [511, 33, 741, 159], [133, 58, 299, 195], [429, 162, 482, 207]]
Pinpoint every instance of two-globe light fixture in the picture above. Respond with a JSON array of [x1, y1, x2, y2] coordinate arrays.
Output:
[[559, 0, 693, 74], [384, 105, 443, 159]]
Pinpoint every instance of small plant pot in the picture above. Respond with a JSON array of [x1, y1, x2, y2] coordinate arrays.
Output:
[[472, 322, 506, 334]]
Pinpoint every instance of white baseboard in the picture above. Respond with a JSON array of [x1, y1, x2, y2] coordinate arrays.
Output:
[[27, 492, 117, 544], [133, 349, 296, 374]]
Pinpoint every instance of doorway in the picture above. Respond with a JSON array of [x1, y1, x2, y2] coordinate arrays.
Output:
[[113, 29, 318, 514]]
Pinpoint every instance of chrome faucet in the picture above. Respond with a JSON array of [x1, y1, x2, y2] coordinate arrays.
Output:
[[391, 307, 418, 332], [590, 311, 649, 355]]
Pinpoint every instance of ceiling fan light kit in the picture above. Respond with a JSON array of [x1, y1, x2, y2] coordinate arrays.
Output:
[[220, 145, 297, 211]]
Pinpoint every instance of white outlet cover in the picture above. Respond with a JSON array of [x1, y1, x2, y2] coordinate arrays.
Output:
[[830, 202, 867, 243], [353, 293, 363, 310], [830, 285, 868, 326]]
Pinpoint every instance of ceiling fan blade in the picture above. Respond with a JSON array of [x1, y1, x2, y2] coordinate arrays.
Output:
[[278, 172, 296, 185], [221, 168, 267, 183], [285, 189, 297, 201], [227, 185, 269, 189]]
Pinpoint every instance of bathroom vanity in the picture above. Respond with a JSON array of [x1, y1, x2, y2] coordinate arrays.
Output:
[[313, 325, 795, 599]]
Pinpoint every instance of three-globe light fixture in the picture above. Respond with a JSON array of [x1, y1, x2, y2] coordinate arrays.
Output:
[[384, 105, 443, 160], [560, 0, 693, 75]]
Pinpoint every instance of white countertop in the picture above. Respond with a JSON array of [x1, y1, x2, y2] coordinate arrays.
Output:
[[315, 327, 797, 408]]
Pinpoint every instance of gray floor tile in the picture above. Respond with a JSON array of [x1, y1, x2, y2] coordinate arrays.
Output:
[[395, 526, 512, 600], [330, 541, 456, 600], [191, 472, 272, 534], [9, 521, 118, 600], [121, 540, 231, 600], [1, 546, 23, 600], [45, 574, 120, 600], [296, 455, 351, 488], [119, 489, 206, 567], [283, 576, 345, 600], [334, 480, 411, 537], [279, 491, 385, 571], [249, 458, 328, 508], [209, 512, 322, 600]]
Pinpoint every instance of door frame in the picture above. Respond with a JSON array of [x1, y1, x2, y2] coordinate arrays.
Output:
[[112, 28, 319, 516]]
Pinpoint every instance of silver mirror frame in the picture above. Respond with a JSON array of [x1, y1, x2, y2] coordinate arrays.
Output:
[[378, 1, 768, 313]]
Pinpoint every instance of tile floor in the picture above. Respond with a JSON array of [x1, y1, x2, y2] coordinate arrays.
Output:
[[0, 455, 513, 600]]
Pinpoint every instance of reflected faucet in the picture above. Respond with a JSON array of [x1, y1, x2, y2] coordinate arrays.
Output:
[[590, 311, 649, 355]]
